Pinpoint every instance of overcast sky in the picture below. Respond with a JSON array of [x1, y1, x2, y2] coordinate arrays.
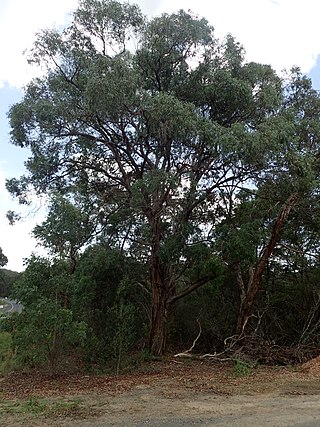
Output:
[[1, 0, 320, 271]]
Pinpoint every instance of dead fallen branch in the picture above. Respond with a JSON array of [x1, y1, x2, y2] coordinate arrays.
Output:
[[174, 320, 202, 358]]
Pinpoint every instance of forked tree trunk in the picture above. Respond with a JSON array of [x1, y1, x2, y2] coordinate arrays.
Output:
[[148, 269, 213, 355], [236, 192, 299, 336], [147, 215, 214, 355]]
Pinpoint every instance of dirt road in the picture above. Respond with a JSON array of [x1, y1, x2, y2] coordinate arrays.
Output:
[[1, 360, 320, 426], [61, 388, 320, 427]]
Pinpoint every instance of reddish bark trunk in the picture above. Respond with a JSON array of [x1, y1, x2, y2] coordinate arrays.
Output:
[[149, 284, 169, 355], [147, 212, 214, 355], [147, 214, 170, 355], [236, 193, 299, 336]]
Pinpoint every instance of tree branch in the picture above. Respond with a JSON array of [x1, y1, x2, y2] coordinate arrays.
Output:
[[168, 275, 214, 305]]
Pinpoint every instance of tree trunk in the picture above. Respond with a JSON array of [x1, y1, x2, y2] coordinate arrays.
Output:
[[236, 192, 299, 336], [147, 214, 170, 355], [149, 284, 169, 355], [146, 212, 214, 355]]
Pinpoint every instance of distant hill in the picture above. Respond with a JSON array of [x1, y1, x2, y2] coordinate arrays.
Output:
[[0, 268, 21, 297]]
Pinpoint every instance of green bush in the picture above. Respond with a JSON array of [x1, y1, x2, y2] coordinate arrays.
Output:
[[0, 332, 13, 373], [233, 359, 253, 377]]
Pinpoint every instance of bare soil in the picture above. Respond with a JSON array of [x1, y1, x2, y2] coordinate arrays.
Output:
[[1, 359, 320, 426]]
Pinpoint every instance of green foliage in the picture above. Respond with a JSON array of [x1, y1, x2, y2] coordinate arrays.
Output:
[[172, 272, 237, 353], [0, 397, 81, 417], [10, 257, 87, 372], [0, 269, 20, 297], [216, 193, 265, 266], [74, 0, 144, 53], [0, 248, 8, 268], [137, 9, 213, 93], [33, 194, 95, 258], [71, 245, 148, 370], [12, 302, 86, 371], [5, 0, 320, 360], [233, 359, 253, 377], [107, 278, 139, 374], [0, 332, 13, 373]]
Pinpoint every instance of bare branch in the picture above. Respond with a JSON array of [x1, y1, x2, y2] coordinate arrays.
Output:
[[174, 320, 202, 358]]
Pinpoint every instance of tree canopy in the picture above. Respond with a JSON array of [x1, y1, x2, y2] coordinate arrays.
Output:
[[6, 0, 320, 356]]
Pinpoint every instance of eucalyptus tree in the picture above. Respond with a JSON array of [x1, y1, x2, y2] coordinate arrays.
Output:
[[7, 0, 294, 354], [216, 68, 320, 336]]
